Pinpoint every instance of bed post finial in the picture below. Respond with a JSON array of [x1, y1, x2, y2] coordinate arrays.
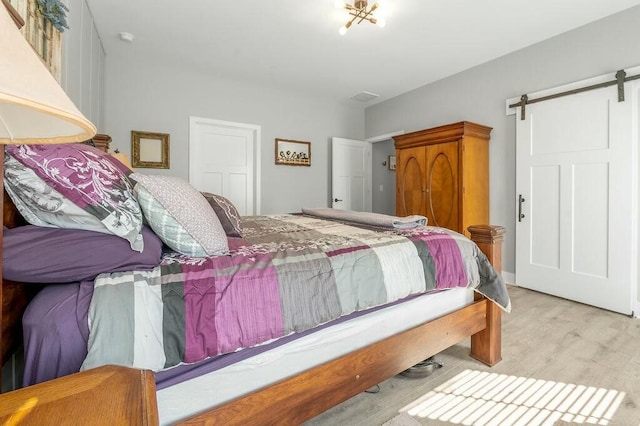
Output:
[[468, 224, 505, 366], [468, 225, 504, 274]]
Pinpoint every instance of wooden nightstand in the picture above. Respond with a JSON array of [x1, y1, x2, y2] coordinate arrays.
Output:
[[0, 365, 158, 425]]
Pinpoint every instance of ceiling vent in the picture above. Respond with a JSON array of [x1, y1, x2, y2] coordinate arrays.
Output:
[[350, 91, 379, 102]]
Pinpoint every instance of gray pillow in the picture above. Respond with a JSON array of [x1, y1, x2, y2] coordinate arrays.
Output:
[[132, 174, 229, 257]]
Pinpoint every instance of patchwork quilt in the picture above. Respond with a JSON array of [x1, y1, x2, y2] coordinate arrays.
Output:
[[82, 214, 510, 372]]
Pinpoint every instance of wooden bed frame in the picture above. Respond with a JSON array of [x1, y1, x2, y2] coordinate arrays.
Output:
[[0, 175, 505, 424]]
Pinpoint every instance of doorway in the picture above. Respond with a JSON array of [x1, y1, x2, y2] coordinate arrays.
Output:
[[331, 137, 372, 212]]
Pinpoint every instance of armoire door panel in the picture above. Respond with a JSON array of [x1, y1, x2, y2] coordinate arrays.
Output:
[[396, 146, 426, 216], [426, 142, 458, 229]]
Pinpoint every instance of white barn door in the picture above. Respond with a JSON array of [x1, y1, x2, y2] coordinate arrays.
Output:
[[189, 117, 261, 215], [515, 79, 636, 315]]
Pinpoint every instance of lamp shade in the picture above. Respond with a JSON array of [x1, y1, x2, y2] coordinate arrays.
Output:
[[0, 4, 96, 145]]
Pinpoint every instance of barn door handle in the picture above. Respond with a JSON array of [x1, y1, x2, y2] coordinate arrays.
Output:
[[334, 198, 343, 202], [518, 194, 525, 222]]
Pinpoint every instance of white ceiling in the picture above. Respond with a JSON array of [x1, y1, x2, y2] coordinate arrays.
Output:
[[86, 0, 640, 106]]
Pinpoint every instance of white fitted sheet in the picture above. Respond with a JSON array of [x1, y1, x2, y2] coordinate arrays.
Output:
[[157, 287, 473, 424]]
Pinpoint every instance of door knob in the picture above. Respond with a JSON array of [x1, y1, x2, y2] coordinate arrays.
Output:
[[334, 198, 343, 202]]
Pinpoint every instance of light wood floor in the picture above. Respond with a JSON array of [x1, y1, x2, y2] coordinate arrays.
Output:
[[306, 285, 640, 425]]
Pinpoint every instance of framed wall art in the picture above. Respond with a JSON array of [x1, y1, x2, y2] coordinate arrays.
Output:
[[275, 138, 311, 166], [131, 130, 170, 169]]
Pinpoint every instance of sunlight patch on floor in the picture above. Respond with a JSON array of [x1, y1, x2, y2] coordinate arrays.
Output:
[[399, 369, 625, 426]]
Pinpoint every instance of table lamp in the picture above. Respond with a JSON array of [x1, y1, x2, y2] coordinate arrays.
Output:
[[0, 1, 96, 384], [0, 5, 96, 145]]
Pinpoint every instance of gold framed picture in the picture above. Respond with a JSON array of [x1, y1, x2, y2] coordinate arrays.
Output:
[[131, 130, 170, 169]]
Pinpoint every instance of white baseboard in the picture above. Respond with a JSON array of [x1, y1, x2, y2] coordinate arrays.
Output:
[[502, 271, 515, 286], [507, 273, 639, 318]]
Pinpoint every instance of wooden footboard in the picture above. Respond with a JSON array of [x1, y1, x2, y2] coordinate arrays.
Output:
[[0, 365, 157, 425]]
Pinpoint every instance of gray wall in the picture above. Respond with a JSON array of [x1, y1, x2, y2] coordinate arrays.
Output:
[[372, 139, 396, 215], [101, 52, 364, 214], [365, 5, 640, 283]]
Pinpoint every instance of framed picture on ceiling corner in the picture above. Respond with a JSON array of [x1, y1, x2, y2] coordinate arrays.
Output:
[[131, 130, 170, 169], [275, 138, 311, 166]]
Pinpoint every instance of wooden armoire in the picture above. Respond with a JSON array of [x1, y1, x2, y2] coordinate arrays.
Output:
[[394, 121, 492, 236]]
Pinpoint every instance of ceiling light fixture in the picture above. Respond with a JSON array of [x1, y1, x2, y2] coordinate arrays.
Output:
[[339, 1, 386, 35]]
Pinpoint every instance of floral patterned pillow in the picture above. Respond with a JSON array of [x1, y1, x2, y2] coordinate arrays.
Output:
[[201, 192, 243, 237], [4, 144, 144, 252]]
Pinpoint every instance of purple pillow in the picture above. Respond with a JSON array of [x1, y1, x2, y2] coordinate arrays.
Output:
[[202, 192, 243, 237], [3, 225, 163, 283]]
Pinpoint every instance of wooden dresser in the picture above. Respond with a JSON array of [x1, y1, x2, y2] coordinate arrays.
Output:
[[393, 121, 492, 236]]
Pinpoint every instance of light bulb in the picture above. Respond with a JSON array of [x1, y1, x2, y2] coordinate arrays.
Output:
[[339, 20, 352, 35]]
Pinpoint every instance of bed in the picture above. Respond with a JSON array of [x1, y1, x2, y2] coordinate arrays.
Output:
[[0, 142, 509, 424]]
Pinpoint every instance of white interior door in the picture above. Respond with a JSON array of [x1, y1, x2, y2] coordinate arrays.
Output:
[[515, 83, 636, 314], [189, 117, 261, 215], [331, 137, 372, 211]]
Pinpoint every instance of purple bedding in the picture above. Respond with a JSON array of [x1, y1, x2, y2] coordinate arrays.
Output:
[[81, 214, 508, 373], [21, 236, 271, 386], [21, 237, 249, 386], [22, 279, 449, 390], [22, 281, 92, 386], [9, 225, 163, 386], [20, 215, 509, 387], [4, 225, 163, 283]]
